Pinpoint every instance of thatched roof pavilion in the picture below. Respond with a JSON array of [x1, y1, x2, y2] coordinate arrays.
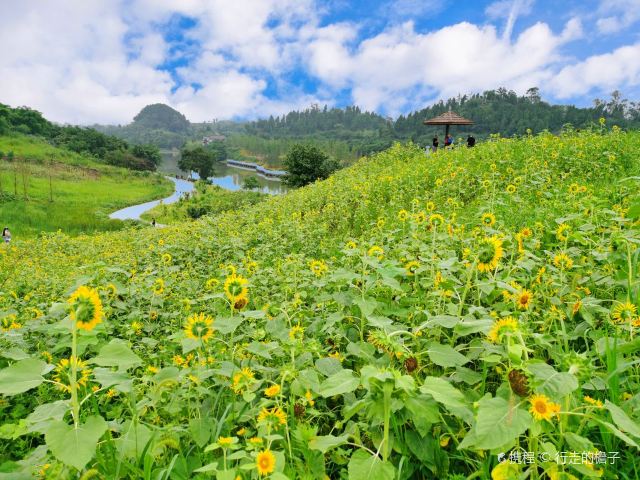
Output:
[[423, 110, 474, 138]]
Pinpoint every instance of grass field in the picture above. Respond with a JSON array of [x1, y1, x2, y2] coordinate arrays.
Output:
[[0, 135, 173, 237], [0, 127, 639, 479]]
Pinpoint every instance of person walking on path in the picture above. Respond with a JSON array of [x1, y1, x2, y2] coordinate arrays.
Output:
[[2, 227, 11, 244], [151, 218, 157, 227]]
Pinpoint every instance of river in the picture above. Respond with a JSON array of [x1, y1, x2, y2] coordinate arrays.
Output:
[[160, 150, 288, 195], [109, 153, 288, 221], [108, 177, 195, 221]]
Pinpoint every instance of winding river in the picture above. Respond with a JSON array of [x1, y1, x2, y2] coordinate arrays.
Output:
[[109, 156, 289, 221], [108, 177, 195, 221]]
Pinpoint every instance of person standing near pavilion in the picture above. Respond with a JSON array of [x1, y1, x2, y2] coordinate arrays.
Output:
[[432, 136, 439, 152], [444, 134, 453, 148], [467, 135, 476, 147]]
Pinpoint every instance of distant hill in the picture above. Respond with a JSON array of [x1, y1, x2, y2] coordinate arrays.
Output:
[[94, 104, 235, 150], [132, 103, 190, 133], [91, 89, 640, 159]]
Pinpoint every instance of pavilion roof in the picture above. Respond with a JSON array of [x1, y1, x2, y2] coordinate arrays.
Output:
[[423, 110, 474, 125]]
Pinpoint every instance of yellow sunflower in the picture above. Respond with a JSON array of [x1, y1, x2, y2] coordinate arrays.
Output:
[[1, 315, 21, 332], [584, 395, 603, 407], [477, 236, 504, 273], [404, 260, 420, 276], [506, 184, 516, 194], [520, 227, 532, 237], [367, 245, 384, 260], [224, 274, 249, 303], [397, 209, 409, 221], [264, 384, 281, 397], [515, 289, 533, 310], [529, 394, 560, 421], [556, 223, 570, 242], [68, 285, 103, 331], [257, 406, 287, 429], [54, 356, 92, 392], [481, 213, 496, 227], [245, 260, 258, 275], [152, 278, 165, 295], [217, 436, 235, 447], [487, 316, 518, 343], [429, 213, 445, 227], [289, 325, 304, 341], [256, 449, 276, 476], [232, 367, 255, 393], [611, 302, 637, 323], [310, 259, 329, 277], [426, 201, 436, 211], [414, 211, 427, 224], [184, 312, 215, 343], [553, 253, 573, 270]]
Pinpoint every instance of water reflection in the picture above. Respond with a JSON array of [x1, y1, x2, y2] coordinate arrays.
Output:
[[159, 150, 288, 195], [208, 163, 288, 195]]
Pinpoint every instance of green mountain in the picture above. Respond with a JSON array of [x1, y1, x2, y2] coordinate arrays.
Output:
[[132, 103, 190, 133]]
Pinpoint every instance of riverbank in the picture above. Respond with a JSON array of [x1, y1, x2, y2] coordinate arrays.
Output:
[[109, 177, 195, 221]]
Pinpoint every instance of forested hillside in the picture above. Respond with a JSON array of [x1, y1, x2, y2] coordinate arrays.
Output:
[[397, 88, 640, 142], [233, 89, 640, 162], [0, 104, 161, 170], [79, 89, 640, 165]]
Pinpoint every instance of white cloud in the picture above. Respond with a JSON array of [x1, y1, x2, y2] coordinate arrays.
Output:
[[302, 18, 581, 116], [596, 0, 640, 34], [0, 0, 636, 125], [485, 0, 535, 40], [549, 43, 640, 98]]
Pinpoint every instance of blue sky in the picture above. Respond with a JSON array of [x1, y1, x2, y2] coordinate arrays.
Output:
[[0, 0, 638, 124]]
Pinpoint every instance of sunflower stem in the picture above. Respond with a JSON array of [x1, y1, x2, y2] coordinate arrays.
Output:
[[70, 319, 80, 428]]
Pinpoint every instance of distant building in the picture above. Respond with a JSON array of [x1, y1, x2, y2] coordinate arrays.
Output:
[[202, 135, 225, 145]]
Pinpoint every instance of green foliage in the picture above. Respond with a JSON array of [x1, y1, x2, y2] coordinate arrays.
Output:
[[131, 144, 161, 166], [0, 104, 163, 170], [1, 129, 640, 477], [178, 145, 217, 179], [283, 143, 339, 187], [398, 88, 640, 143], [204, 140, 227, 162], [142, 183, 266, 224], [0, 135, 172, 237], [242, 176, 260, 190]]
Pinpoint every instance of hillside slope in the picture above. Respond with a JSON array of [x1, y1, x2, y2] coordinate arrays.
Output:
[[1, 127, 639, 478], [0, 135, 172, 237]]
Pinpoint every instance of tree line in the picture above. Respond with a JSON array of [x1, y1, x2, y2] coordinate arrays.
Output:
[[0, 103, 162, 170], [241, 88, 640, 157]]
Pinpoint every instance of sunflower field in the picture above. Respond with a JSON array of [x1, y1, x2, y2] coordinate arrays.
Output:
[[1, 125, 639, 479]]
